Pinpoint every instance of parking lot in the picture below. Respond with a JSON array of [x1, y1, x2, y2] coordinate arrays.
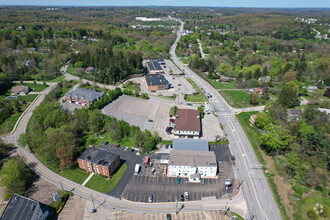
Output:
[[121, 145, 235, 203]]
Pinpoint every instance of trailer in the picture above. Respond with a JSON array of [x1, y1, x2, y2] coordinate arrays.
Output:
[[135, 164, 140, 174], [144, 156, 150, 165]]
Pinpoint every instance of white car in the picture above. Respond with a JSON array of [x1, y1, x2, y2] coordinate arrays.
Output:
[[184, 192, 189, 201]]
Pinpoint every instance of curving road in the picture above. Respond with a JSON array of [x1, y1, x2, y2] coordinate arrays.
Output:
[[168, 17, 282, 220]]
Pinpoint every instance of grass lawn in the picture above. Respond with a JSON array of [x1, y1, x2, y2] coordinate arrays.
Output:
[[185, 78, 208, 103], [61, 165, 90, 185], [180, 58, 190, 65], [0, 114, 21, 135], [211, 80, 236, 89], [47, 75, 66, 82], [122, 82, 141, 91], [86, 132, 136, 148], [219, 90, 271, 108], [85, 163, 127, 193], [294, 189, 330, 220], [14, 83, 48, 92], [19, 94, 38, 103]]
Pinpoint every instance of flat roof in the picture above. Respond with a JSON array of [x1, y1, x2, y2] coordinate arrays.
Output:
[[146, 61, 163, 71], [174, 109, 201, 132], [145, 74, 169, 86], [170, 150, 217, 167], [1, 193, 42, 220], [173, 139, 209, 151], [78, 146, 119, 167]]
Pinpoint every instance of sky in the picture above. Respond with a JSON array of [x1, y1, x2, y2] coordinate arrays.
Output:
[[0, 0, 329, 8]]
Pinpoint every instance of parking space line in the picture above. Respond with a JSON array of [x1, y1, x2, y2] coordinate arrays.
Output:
[[216, 211, 222, 220], [143, 194, 146, 203], [134, 193, 137, 202], [138, 194, 142, 202]]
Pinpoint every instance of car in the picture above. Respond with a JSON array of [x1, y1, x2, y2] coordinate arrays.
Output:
[[187, 103, 192, 106], [130, 149, 135, 153], [177, 176, 181, 184], [151, 168, 155, 174], [225, 178, 232, 187], [115, 145, 120, 148], [165, 144, 168, 149], [124, 147, 129, 151], [180, 194, 184, 201], [148, 119, 153, 122], [178, 84, 181, 86], [234, 118, 237, 122], [148, 195, 153, 203], [210, 95, 212, 98], [201, 179, 205, 184], [184, 192, 189, 201], [166, 214, 172, 220], [170, 144, 173, 148]]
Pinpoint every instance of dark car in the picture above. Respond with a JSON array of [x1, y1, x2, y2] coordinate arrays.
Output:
[[166, 214, 172, 220], [148, 119, 153, 122], [165, 144, 168, 149], [130, 149, 135, 153], [180, 194, 184, 201]]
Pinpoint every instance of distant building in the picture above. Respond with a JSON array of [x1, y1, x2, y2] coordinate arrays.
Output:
[[253, 88, 264, 94], [144, 74, 169, 91], [77, 144, 120, 177], [173, 109, 201, 139], [65, 88, 104, 107], [258, 76, 270, 83], [11, 85, 31, 96], [317, 108, 330, 116], [84, 67, 97, 73], [168, 150, 217, 180], [146, 61, 164, 74], [136, 17, 162, 22], [0, 193, 53, 220], [173, 139, 208, 151], [287, 109, 301, 121], [249, 114, 257, 126], [307, 86, 318, 92]]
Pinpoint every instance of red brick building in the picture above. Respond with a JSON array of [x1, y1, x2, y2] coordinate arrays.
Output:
[[77, 145, 120, 177]]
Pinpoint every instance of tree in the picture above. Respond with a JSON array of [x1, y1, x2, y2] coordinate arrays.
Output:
[[249, 93, 259, 105], [0, 139, 12, 159], [197, 106, 204, 119], [134, 91, 139, 97], [173, 105, 178, 115], [259, 125, 293, 153], [278, 81, 300, 108], [141, 93, 149, 99], [254, 112, 272, 130], [0, 157, 33, 196]]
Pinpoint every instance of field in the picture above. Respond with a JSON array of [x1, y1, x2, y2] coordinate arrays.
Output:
[[219, 90, 251, 108], [85, 163, 127, 193], [211, 80, 236, 89], [14, 83, 48, 92], [184, 78, 208, 103]]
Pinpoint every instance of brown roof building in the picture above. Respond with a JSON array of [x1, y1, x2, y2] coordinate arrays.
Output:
[[11, 85, 31, 96], [173, 109, 201, 139]]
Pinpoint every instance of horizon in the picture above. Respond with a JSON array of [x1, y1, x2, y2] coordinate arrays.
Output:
[[1, 0, 330, 8]]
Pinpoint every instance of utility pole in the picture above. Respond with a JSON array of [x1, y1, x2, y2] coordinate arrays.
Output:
[[237, 180, 244, 190], [91, 195, 96, 213]]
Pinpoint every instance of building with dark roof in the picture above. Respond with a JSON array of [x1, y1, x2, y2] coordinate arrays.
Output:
[[173, 139, 208, 151], [65, 88, 104, 107], [0, 193, 53, 220], [77, 144, 120, 177], [287, 109, 301, 121], [144, 74, 169, 91], [146, 60, 164, 74], [173, 109, 201, 139]]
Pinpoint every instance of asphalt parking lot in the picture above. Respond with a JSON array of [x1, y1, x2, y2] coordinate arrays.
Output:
[[121, 145, 235, 203]]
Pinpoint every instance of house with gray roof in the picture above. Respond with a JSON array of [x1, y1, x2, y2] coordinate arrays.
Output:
[[65, 88, 104, 107], [77, 144, 120, 177], [287, 109, 301, 121]]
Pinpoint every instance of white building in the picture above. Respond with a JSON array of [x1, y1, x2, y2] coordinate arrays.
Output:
[[168, 150, 217, 181]]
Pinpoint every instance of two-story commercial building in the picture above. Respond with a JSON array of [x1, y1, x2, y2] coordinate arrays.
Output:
[[77, 146, 120, 177], [173, 109, 201, 139], [65, 88, 104, 107]]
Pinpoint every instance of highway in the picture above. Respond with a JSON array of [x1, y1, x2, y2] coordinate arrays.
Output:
[[169, 17, 282, 220]]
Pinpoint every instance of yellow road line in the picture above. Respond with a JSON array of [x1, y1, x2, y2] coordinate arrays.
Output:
[[224, 116, 268, 219]]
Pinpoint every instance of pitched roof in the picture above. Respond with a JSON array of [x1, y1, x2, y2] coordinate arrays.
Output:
[[0, 193, 46, 220], [65, 88, 104, 102], [174, 109, 200, 132], [11, 85, 30, 94], [145, 74, 169, 86], [288, 109, 301, 115], [173, 139, 208, 151], [78, 147, 119, 167], [170, 150, 217, 167]]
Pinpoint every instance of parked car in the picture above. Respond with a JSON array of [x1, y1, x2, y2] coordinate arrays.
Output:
[[178, 84, 181, 86], [180, 194, 184, 201], [148, 119, 153, 122], [184, 192, 189, 201], [130, 149, 135, 153], [201, 179, 205, 184], [124, 147, 129, 151], [166, 214, 172, 220], [177, 176, 181, 184], [165, 144, 168, 149], [151, 168, 155, 174], [149, 195, 153, 203], [170, 144, 173, 148]]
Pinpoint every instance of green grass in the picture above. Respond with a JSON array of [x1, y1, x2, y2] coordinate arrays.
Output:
[[161, 140, 173, 145], [122, 82, 141, 91], [294, 189, 330, 220], [61, 165, 90, 184], [180, 58, 190, 65], [85, 163, 127, 193], [220, 90, 251, 108], [47, 75, 66, 82], [18, 94, 38, 102], [86, 132, 136, 148], [14, 83, 48, 92], [0, 114, 21, 135], [185, 78, 208, 103], [231, 212, 244, 220], [211, 80, 236, 89]]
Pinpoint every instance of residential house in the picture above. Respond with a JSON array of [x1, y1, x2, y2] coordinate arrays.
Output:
[[173, 109, 201, 139], [77, 144, 120, 177], [11, 85, 31, 96], [307, 86, 318, 93], [168, 150, 217, 181], [65, 88, 104, 107], [258, 76, 270, 83], [0, 193, 54, 220], [144, 74, 170, 91], [253, 88, 264, 94], [287, 109, 301, 121], [85, 67, 97, 73]]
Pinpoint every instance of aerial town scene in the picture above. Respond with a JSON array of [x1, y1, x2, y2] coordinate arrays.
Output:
[[0, 0, 329, 220]]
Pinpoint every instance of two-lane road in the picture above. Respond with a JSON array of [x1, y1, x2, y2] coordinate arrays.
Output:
[[169, 17, 281, 220]]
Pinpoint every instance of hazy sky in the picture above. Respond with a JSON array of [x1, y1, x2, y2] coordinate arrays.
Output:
[[0, 0, 329, 8]]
